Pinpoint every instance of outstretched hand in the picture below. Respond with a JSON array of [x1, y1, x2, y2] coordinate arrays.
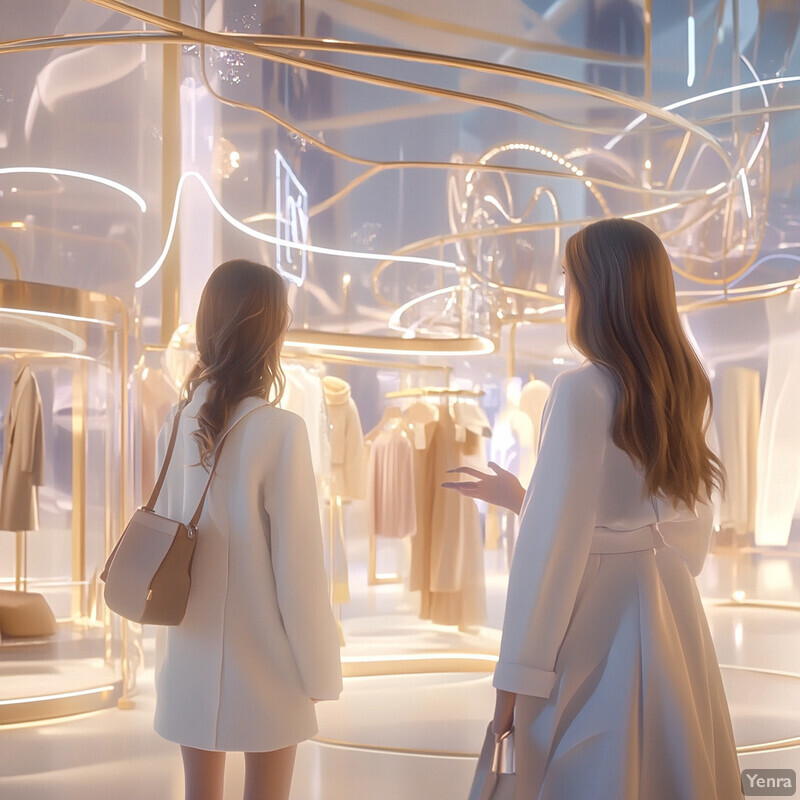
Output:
[[441, 461, 526, 515]]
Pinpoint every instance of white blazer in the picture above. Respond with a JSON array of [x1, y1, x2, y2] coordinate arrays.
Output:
[[152, 381, 342, 752]]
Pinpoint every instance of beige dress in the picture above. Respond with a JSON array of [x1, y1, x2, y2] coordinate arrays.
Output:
[[495, 361, 743, 800], [427, 406, 486, 628], [406, 402, 439, 619]]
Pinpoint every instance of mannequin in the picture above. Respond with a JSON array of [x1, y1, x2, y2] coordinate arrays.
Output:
[[487, 379, 533, 561], [519, 373, 551, 459], [321, 376, 367, 607]]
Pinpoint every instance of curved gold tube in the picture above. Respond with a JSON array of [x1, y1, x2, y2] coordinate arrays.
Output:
[[0, 28, 739, 234], [76, 0, 733, 169], [330, 0, 644, 65], [0, 5, 772, 311]]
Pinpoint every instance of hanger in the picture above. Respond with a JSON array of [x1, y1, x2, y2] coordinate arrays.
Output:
[[364, 406, 404, 444]]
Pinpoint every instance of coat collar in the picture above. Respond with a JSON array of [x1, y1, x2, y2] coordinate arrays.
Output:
[[185, 381, 268, 432]]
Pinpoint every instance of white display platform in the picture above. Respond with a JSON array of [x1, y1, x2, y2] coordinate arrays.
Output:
[[0, 624, 122, 723], [2, 605, 800, 799]]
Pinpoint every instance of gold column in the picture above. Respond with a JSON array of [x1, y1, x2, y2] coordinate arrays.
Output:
[[14, 531, 25, 591], [159, 0, 182, 344], [71, 363, 87, 617]]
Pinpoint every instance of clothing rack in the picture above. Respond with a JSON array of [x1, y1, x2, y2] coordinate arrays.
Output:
[[384, 386, 485, 399], [281, 350, 451, 376]]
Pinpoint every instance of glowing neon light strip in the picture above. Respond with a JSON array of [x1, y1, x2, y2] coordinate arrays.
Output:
[[388, 283, 477, 332], [623, 202, 681, 220], [687, 16, 696, 88], [0, 167, 146, 212], [738, 169, 752, 218], [740, 55, 770, 170], [135, 171, 458, 289]]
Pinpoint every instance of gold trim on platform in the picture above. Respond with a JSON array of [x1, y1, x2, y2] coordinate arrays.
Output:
[[0, 680, 123, 726], [341, 652, 498, 679]]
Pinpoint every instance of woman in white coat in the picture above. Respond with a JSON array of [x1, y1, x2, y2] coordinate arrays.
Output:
[[152, 260, 342, 800], [445, 218, 743, 799]]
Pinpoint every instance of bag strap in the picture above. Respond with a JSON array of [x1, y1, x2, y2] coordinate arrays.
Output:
[[144, 402, 186, 512], [145, 400, 267, 534], [185, 403, 268, 535]]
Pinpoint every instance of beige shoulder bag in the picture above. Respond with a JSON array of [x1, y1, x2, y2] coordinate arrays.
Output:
[[101, 402, 264, 625]]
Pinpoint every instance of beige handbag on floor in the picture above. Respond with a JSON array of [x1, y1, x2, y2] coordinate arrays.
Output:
[[467, 724, 516, 800], [101, 403, 263, 625]]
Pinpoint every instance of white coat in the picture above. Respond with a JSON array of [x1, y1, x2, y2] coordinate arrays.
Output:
[[152, 382, 342, 752], [495, 362, 743, 800]]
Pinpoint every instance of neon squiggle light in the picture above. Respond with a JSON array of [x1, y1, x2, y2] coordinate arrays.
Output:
[[623, 202, 681, 220], [740, 55, 770, 171], [0, 167, 147, 212], [135, 170, 458, 289], [604, 73, 799, 151], [738, 168, 752, 218], [388, 282, 479, 333]]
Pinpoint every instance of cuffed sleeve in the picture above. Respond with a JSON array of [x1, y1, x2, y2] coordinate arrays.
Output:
[[493, 367, 612, 697], [493, 661, 557, 698], [266, 415, 343, 701]]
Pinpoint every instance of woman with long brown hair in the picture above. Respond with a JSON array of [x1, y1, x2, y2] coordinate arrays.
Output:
[[152, 259, 342, 800], [445, 218, 743, 799]]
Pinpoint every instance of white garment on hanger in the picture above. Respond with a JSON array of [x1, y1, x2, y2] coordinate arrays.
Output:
[[756, 290, 800, 546], [719, 367, 761, 537], [281, 364, 332, 491]]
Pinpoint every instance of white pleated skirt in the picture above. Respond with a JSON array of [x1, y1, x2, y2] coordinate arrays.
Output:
[[512, 546, 744, 800]]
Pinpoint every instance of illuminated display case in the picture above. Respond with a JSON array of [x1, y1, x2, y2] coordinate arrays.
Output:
[[0, 279, 130, 722]]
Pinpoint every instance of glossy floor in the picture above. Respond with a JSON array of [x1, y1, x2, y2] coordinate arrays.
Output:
[[2, 548, 800, 799]]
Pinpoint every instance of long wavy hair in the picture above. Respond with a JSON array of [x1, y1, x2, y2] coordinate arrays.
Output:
[[564, 218, 725, 510], [181, 259, 289, 469]]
